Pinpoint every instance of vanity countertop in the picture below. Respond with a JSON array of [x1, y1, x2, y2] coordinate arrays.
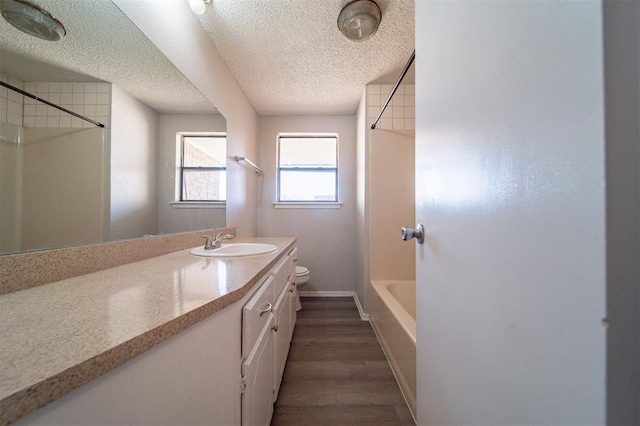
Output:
[[0, 237, 296, 425]]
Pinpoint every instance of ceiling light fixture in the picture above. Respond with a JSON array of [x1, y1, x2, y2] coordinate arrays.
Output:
[[188, 0, 210, 15], [0, 0, 66, 41], [337, 0, 381, 41]]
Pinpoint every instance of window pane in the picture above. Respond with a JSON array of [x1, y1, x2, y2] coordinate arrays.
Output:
[[183, 136, 226, 167], [279, 170, 336, 201], [279, 137, 336, 167], [182, 170, 226, 201]]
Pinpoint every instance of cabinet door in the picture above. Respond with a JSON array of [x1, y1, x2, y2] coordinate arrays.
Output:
[[241, 316, 274, 426], [289, 280, 297, 340], [272, 285, 292, 399]]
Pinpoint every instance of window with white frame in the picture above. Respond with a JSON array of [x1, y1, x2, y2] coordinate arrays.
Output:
[[177, 134, 226, 202], [277, 134, 338, 202]]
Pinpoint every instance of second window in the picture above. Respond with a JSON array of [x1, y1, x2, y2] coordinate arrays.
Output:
[[277, 134, 338, 202]]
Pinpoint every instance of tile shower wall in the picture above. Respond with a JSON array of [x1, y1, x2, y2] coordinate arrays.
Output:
[[0, 73, 24, 127], [23, 81, 110, 128], [0, 72, 110, 129], [367, 83, 415, 130]]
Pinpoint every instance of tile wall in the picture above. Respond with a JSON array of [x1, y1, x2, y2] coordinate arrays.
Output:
[[0, 72, 110, 129], [367, 83, 415, 130], [0, 73, 24, 127]]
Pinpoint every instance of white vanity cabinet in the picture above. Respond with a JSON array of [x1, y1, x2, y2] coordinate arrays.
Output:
[[241, 248, 297, 425]]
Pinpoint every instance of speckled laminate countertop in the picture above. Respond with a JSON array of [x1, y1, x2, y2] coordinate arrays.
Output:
[[0, 237, 295, 425]]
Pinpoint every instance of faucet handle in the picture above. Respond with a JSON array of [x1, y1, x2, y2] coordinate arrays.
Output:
[[215, 232, 234, 242], [202, 235, 215, 250]]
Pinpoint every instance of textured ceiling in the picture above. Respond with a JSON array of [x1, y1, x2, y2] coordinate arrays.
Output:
[[198, 0, 415, 115], [0, 0, 216, 114], [0, 0, 414, 117]]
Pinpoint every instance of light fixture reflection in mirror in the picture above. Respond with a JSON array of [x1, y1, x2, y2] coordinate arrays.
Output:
[[188, 0, 210, 15], [0, 0, 226, 256]]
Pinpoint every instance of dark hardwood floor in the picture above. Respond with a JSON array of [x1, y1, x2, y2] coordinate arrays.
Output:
[[271, 297, 415, 426]]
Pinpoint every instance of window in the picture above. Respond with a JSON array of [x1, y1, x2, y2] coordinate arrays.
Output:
[[277, 135, 338, 202], [177, 134, 226, 202]]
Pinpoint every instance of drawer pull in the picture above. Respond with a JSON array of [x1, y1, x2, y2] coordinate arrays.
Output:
[[272, 324, 279, 332], [259, 302, 272, 316]]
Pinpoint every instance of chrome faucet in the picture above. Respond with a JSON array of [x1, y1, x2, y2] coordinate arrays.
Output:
[[202, 232, 234, 250]]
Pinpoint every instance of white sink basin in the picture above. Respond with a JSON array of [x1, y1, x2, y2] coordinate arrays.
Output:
[[190, 243, 277, 258]]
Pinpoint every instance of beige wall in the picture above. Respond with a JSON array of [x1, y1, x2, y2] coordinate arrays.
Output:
[[369, 129, 415, 281], [21, 127, 107, 251], [114, 0, 260, 237], [256, 115, 357, 294], [110, 85, 159, 241], [157, 114, 227, 234]]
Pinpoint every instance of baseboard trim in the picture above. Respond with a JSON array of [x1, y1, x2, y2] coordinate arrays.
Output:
[[353, 292, 370, 321], [298, 291, 370, 322], [298, 291, 354, 297]]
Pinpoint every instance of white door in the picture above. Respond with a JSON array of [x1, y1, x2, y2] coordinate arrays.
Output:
[[415, 1, 607, 424]]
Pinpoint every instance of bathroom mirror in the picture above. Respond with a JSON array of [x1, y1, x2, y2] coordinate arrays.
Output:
[[0, 0, 226, 255]]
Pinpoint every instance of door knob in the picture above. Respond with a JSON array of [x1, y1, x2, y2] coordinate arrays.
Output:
[[402, 224, 424, 244]]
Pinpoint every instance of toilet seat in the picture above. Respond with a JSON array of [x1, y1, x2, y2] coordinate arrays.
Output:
[[295, 266, 309, 277], [294, 266, 309, 312]]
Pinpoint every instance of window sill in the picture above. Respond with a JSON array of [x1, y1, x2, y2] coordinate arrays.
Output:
[[272, 202, 342, 209], [170, 201, 226, 209]]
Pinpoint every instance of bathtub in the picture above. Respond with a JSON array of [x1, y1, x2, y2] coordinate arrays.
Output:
[[370, 280, 416, 421]]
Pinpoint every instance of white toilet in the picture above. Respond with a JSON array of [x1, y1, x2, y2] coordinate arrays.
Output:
[[294, 266, 310, 311]]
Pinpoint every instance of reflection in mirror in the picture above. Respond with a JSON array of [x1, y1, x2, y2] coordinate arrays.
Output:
[[0, 0, 226, 255]]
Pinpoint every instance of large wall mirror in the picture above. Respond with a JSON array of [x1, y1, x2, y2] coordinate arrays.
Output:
[[0, 0, 226, 255]]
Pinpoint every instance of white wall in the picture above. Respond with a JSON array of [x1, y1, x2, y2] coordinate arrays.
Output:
[[257, 116, 357, 294], [603, 0, 640, 423], [416, 1, 607, 423], [355, 89, 368, 309], [110, 85, 159, 241], [157, 114, 226, 234], [113, 0, 259, 237]]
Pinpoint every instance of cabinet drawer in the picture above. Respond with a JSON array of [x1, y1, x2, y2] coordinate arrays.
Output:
[[287, 248, 298, 280], [270, 256, 291, 297], [242, 275, 275, 359]]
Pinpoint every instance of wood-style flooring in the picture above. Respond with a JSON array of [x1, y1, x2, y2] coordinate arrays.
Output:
[[271, 297, 415, 426]]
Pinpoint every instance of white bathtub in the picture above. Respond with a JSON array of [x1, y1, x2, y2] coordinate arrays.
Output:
[[370, 280, 416, 421]]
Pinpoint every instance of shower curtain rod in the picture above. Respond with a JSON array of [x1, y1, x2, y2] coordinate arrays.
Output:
[[0, 81, 105, 128], [371, 50, 415, 130]]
